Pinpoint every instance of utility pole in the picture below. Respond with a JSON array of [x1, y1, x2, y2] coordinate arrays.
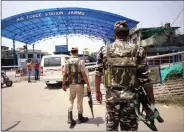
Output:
[[23, 44, 28, 60], [13, 39, 16, 65]]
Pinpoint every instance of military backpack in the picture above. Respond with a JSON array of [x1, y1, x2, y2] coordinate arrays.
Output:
[[65, 59, 85, 84], [103, 42, 140, 89]]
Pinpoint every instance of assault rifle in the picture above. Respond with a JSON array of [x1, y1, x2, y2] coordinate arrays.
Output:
[[87, 92, 94, 118], [134, 86, 164, 131]]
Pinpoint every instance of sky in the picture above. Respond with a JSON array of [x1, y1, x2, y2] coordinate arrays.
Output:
[[2, 1, 184, 54]]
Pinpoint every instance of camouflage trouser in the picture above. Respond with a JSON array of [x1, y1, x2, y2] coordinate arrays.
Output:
[[105, 96, 138, 131]]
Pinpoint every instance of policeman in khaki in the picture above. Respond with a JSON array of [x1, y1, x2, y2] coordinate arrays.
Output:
[[62, 47, 92, 126], [95, 21, 155, 131]]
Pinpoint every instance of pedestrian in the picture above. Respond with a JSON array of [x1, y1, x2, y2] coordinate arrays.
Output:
[[26, 59, 32, 83], [62, 47, 92, 127], [95, 20, 155, 131], [34, 60, 39, 80]]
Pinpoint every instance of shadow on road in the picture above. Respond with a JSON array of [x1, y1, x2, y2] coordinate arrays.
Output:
[[44, 83, 63, 90], [3, 121, 21, 131], [87, 117, 105, 126], [1, 85, 13, 89]]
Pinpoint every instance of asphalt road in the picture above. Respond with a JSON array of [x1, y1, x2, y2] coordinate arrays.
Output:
[[2, 81, 184, 131]]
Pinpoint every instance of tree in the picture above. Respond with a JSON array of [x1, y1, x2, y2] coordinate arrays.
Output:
[[83, 48, 89, 55]]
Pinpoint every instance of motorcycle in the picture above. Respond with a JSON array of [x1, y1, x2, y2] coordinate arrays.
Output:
[[1, 71, 13, 87]]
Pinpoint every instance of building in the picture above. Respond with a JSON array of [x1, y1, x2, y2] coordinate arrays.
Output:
[[129, 24, 184, 65], [16, 48, 48, 66], [1, 46, 13, 59], [1, 46, 14, 66], [1, 46, 9, 51], [1, 45, 49, 67]]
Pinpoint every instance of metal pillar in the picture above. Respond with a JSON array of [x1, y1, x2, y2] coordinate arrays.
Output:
[[172, 49, 175, 64], [176, 54, 178, 62], [26, 43, 28, 60], [110, 39, 114, 44], [13, 39, 16, 65], [66, 35, 68, 51], [104, 40, 107, 46], [33, 44, 34, 51]]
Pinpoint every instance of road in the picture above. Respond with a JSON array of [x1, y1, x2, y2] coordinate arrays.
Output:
[[2, 81, 184, 131]]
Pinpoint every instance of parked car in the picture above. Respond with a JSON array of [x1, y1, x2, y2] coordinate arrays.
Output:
[[40, 54, 70, 86], [78, 54, 96, 72], [40, 54, 90, 87], [78, 54, 96, 63]]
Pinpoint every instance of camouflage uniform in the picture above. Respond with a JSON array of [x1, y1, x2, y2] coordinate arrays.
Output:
[[95, 39, 152, 131]]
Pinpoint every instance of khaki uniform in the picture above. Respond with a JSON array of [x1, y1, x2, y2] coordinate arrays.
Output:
[[65, 57, 86, 114], [68, 84, 84, 114]]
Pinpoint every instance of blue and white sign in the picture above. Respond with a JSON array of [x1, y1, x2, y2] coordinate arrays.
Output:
[[55, 45, 68, 52], [16, 11, 85, 22]]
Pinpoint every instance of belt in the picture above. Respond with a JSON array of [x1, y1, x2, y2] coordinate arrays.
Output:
[[108, 87, 135, 91], [70, 83, 83, 85], [111, 87, 125, 91]]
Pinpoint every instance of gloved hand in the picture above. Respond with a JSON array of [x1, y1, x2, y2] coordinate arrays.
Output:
[[96, 91, 102, 104], [150, 103, 156, 112]]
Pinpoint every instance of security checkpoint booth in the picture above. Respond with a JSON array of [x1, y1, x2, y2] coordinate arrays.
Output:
[[16, 48, 48, 76]]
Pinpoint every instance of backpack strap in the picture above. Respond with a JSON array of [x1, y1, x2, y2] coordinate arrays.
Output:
[[65, 59, 70, 74], [104, 44, 112, 60]]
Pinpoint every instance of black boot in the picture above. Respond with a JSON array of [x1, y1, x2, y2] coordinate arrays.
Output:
[[67, 111, 76, 124], [77, 114, 88, 124]]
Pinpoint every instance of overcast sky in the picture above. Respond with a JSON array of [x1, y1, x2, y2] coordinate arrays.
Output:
[[2, 1, 184, 54]]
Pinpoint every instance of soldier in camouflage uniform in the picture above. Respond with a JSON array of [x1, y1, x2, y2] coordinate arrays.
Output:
[[95, 21, 155, 131]]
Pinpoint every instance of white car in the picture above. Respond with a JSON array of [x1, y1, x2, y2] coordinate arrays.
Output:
[[40, 54, 70, 86], [40, 54, 90, 87]]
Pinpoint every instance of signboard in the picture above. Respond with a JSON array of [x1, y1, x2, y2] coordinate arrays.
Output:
[[20, 59, 27, 63], [15, 11, 85, 22], [55, 45, 68, 52], [149, 66, 161, 84]]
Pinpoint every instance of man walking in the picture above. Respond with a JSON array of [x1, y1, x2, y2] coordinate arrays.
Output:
[[34, 60, 39, 80], [26, 59, 32, 83], [62, 47, 92, 127], [95, 20, 155, 131]]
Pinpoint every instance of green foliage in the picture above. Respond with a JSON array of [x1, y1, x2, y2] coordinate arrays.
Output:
[[165, 70, 183, 81]]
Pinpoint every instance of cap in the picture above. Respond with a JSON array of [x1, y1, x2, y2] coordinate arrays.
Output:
[[71, 47, 78, 51], [114, 20, 128, 30]]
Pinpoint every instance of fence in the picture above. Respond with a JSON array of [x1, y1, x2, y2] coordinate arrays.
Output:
[[147, 51, 184, 82], [85, 52, 184, 103], [1, 66, 25, 82], [147, 51, 184, 66]]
